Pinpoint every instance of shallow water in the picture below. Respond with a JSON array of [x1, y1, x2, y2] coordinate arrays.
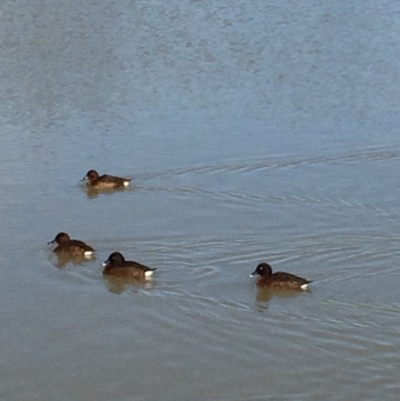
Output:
[[1, 1, 400, 400]]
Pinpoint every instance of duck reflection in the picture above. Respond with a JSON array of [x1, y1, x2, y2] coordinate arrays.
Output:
[[51, 253, 97, 269], [83, 186, 130, 199], [255, 287, 307, 303], [103, 275, 155, 294]]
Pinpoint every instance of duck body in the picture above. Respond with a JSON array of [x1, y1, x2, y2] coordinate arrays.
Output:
[[250, 262, 311, 291], [102, 252, 156, 279], [48, 232, 95, 258], [84, 169, 131, 189]]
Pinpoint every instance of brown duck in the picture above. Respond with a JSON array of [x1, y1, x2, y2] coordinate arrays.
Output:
[[102, 252, 156, 279], [250, 262, 311, 291], [48, 232, 95, 258], [83, 169, 131, 189]]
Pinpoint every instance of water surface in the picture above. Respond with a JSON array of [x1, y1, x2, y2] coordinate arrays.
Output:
[[1, 1, 400, 400]]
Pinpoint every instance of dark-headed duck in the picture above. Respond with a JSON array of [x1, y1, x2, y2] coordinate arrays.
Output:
[[83, 169, 131, 189], [102, 252, 156, 279], [48, 232, 95, 258], [250, 262, 311, 291]]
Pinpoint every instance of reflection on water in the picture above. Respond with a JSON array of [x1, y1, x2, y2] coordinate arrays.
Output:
[[255, 287, 311, 304], [50, 253, 97, 269], [83, 185, 133, 200], [103, 276, 156, 295], [1, 0, 400, 400]]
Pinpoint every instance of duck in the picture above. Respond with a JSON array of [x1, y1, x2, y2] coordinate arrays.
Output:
[[102, 252, 156, 279], [83, 169, 131, 189], [48, 232, 95, 258], [250, 262, 311, 291]]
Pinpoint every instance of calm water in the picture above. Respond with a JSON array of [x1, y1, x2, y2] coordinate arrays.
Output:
[[1, 1, 400, 400]]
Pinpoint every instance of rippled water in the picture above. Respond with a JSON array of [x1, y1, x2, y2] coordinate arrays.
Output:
[[1, 1, 400, 400]]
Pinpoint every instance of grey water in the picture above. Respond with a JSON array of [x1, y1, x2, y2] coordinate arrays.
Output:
[[1, 1, 400, 400]]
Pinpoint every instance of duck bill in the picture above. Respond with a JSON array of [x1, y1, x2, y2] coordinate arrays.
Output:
[[102, 261, 110, 267], [48, 239, 56, 245], [80, 175, 88, 182], [249, 269, 258, 278]]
